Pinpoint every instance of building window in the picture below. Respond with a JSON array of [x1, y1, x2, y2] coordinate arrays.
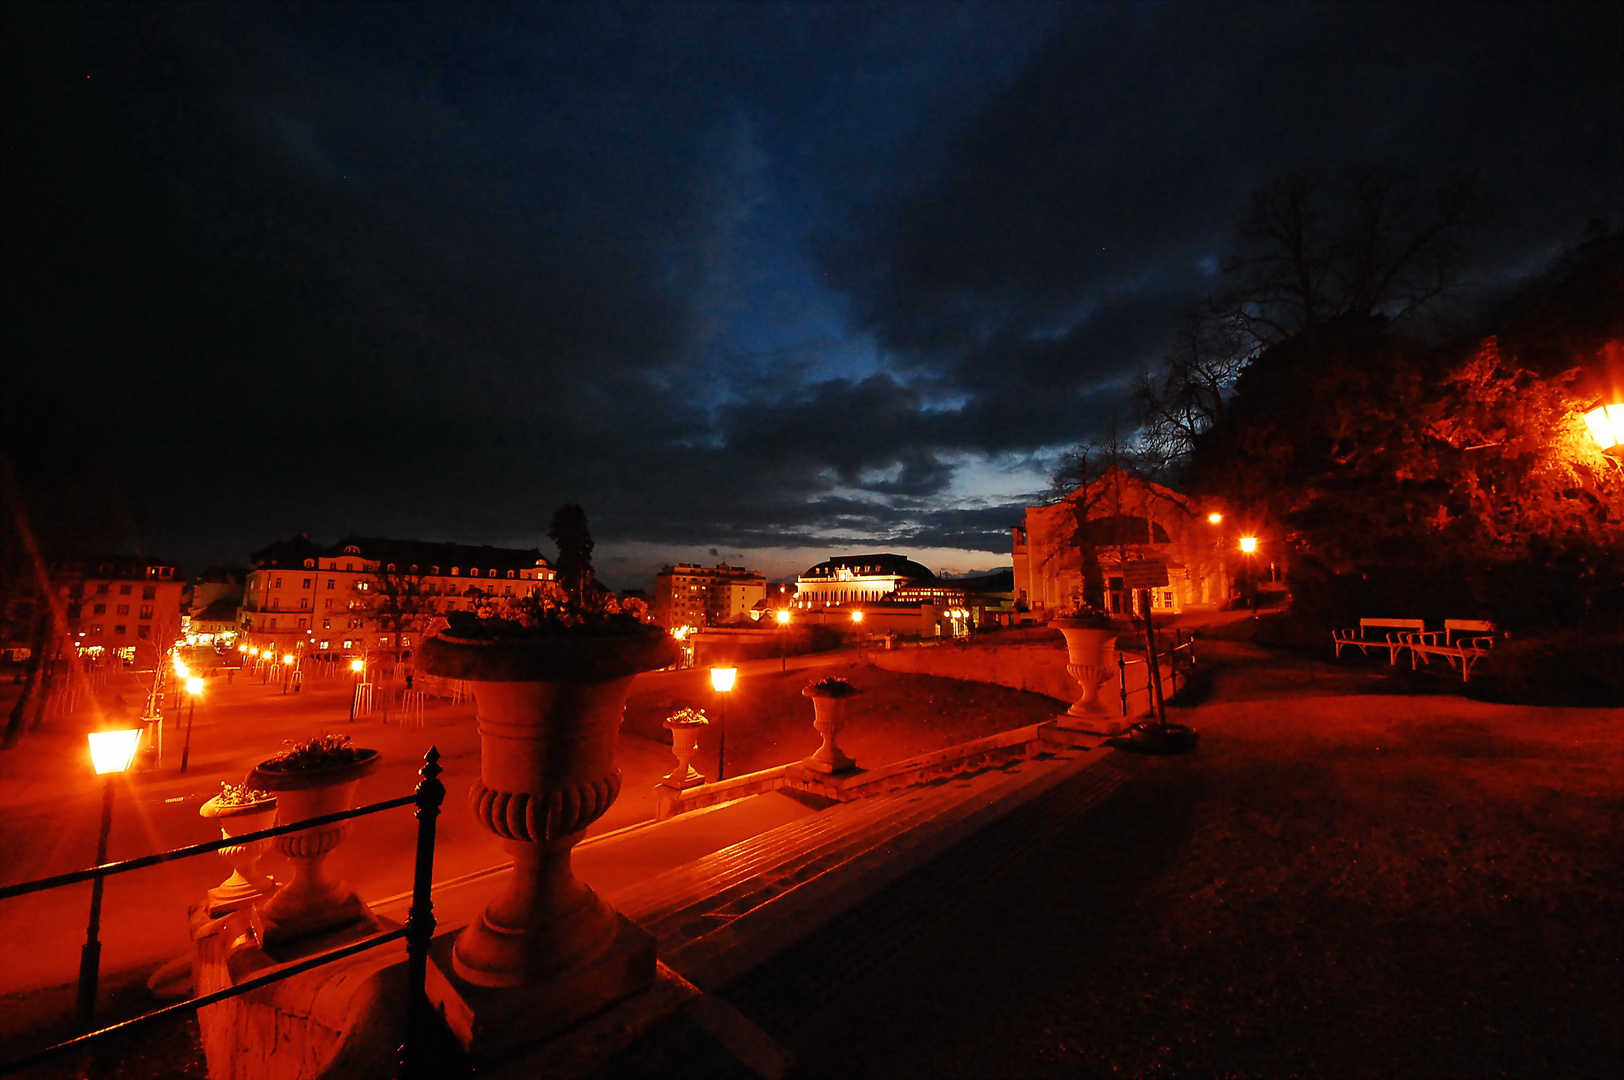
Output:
[[324, 599, 333, 609], [142, 586, 156, 600], [327, 578, 335, 589], [274, 577, 282, 588], [297, 617, 308, 628], [299, 599, 310, 609], [96, 583, 109, 595], [451, 567, 460, 576], [343, 639, 353, 649], [387, 564, 396, 573], [378, 636, 390, 646], [114, 625, 127, 635], [117, 604, 130, 616], [507, 570, 515, 579], [304, 559, 315, 569], [322, 619, 331, 629], [138, 625, 151, 639], [139, 605, 153, 619], [120, 584, 133, 595], [93, 603, 106, 615], [431, 566, 439, 575], [302, 577, 312, 589], [1163, 590, 1175, 607], [401, 636, 412, 647], [344, 545, 360, 554], [269, 618, 278, 630], [346, 562, 354, 571], [320, 640, 330, 649]]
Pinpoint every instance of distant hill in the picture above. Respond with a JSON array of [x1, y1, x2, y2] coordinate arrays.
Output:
[[942, 568, 1014, 593]]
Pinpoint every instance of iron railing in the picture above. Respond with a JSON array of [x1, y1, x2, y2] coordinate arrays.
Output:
[[0, 747, 446, 1079], [1117, 631, 1196, 716]]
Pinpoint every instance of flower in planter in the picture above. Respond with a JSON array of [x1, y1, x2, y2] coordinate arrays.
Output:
[[259, 733, 371, 772], [212, 780, 274, 807], [805, 676, 858, 698], [664, 706, 710, 727]]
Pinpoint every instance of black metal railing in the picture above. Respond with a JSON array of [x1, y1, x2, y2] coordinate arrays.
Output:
[[0, 747, 446, 1079], [1117, 631, 1196, 717]]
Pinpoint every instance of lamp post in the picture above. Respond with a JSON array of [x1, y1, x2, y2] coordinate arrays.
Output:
[[79, 727, 141, 1025], [710, 666, 737, 781], [775, 609, 790, 670], [1238, 536, 1259, 615], [179, 675, 203, 773], [349, 656, 367, 721]]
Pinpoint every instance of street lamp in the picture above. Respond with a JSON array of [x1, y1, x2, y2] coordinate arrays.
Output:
[[1238, 536, 1258, 554], [1207, 511, 1223, 524], [180, 676, 203, 773], [710, 666, 737, 782], [1238, 537, 1259, 615], [775, 609, 791, 670], [79, 727, 141, 1025]]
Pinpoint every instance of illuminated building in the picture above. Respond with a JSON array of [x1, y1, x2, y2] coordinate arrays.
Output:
[[69, 558, 185, 667], [240, 534, 557, 659], [1012, 467, 1231, 618], [793, 554, 937, 609], [653, 563, 767, 628]]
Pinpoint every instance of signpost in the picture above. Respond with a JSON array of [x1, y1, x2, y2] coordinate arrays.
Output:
[[1123, 560, 1168, 725]]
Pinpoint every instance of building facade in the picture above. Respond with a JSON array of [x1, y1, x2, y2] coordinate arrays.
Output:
[[793, 554, 937, 609], [239, 534, 557, 660], [653, 563, 767, 629], [69, 558, 185, 667], [1013, 467, 1231, 619]]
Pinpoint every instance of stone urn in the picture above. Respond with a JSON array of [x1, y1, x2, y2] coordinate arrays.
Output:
[[1052, 611, 1119, 728], [199, 790, 279, 917], [248, 746, 381, 944], [802, 679, 859, 774], [660, 709, 708, 789], [419, 628, 679, 1001]]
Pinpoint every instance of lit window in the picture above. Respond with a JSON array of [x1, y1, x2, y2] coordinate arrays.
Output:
[[322, 619, 331, 628], [139, 605, 153, 619], [320, 640, 330, 649], [343, 639, 352, 649]]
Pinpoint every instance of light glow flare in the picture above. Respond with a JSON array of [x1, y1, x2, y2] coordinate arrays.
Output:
[[185, 676, 203, 696], [1239, 536, 1258, 554], [350, 658, 365, 672], [710, 666, 737, 693], [1583, 403, 1623, 450], [89, 729, 142, 775], [775, 610, 790, 625], [851, 610, 864, 623], [1207, 512, 1223, 524]]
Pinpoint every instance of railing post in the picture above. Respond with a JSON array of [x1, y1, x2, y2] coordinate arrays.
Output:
[[397, 746, 445, 1080], [1118, 651, 1128, 717]]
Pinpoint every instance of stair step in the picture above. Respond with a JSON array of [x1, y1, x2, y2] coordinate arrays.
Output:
[[618, 753, 1085, 952], [665, 750, 1121, 990]]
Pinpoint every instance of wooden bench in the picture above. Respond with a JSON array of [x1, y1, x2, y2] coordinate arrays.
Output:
[[1404, 620, 1498, 683], [1333, 618, 1425, 664]]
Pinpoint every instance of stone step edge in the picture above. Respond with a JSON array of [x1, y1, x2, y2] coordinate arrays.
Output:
[[615, 751, 1074, 923], [664, 748, 1114, 991], [622, 765, 1038, 937]]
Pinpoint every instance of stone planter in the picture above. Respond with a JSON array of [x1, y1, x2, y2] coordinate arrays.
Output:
[[1052, 615, 1119, 732], [802, 686, 858, 774], [661, 719, 707, 789], [419, 627, 678, 1052], [248, 749, 381, 944], [199, 794, 279, 917]]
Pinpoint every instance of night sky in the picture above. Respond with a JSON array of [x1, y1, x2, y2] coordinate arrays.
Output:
[[4, 1, 1620, 588]]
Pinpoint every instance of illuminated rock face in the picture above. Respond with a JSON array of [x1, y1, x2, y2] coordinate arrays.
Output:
[[419, 628, 678, 1054]]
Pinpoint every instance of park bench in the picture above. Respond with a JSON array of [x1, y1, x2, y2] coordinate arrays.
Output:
[[1332, 618, 1426, 664], [1403, 619, 1499, 683]]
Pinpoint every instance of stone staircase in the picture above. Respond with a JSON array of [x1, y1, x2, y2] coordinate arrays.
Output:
[[606, 739, 1126, 993]]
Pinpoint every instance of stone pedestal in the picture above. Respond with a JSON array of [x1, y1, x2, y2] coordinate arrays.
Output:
[[428, 914, 656, 1061], [802, 688, 857, 774], [200, 795, 279, 917]]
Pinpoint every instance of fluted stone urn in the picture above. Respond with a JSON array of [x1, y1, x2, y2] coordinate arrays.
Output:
[[199, 790, 279, 917], [660, 710, 708, 789], [420, 625, 679, 1045], [1052, 610, 1120, 732], [802, 679, 859, 774], [248, 747, 381, 944]]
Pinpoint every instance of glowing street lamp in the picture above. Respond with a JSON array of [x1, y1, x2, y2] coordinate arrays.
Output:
[[1207, 511, 1223, 524], [710, 666, 737, 781], [79, 727, 141, 1024], [1238, 536, 1258, 554], [1583, 403, 1623, 452], [775, 609, 791, 670], [850, 610, 864, 624], [775, 610, 790, 626]]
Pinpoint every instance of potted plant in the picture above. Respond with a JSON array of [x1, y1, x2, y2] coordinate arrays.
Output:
[[802, 676, 859, 774], [247, 734, 381, 942], [660, 706, 709, 789], [418, 504, 679, 1007], [199, 781, 279, 916], [1050, 606, 1120, 724]]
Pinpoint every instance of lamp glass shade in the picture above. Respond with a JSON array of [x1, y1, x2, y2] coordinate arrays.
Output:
[[710, 666, 737, 692], [350, 659, 365, 672], [185, 676, 203, 696], [89, 729, 142, 775], [851, 611, 864, 623], [1583, 404, 1622, 450], [775, 610, 790, 625], [1239, 536, 1258, 553], [1207, 512, 1223, 524]]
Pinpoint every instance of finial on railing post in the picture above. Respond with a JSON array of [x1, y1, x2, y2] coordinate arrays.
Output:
[[398, 746, 446, 1079]]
